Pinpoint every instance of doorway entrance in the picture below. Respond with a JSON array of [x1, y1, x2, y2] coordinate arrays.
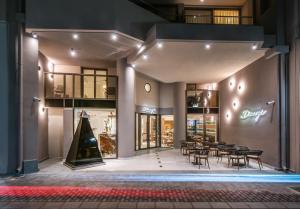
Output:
[[135, 113, 159, 150]]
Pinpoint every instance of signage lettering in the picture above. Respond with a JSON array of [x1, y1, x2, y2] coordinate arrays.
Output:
[[240, 109, 267, 122], [141, 106, 157, 114]]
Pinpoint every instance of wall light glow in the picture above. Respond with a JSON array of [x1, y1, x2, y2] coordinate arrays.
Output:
[[142, 54, 148, 60], [72, 34, 79, 40], [136, 43, 142, 49], [207, 91, 211, 99], [205, 44, 211, 50], [237, 81, 246, 94], [157, 42, 163, 49], [228, 78, 236, 91], [32, 33, 38, 39], [111, 33, 118, 41], [70, 48, 77, 57], [225, 110, 232, 122], [232, 98, 240, 110]]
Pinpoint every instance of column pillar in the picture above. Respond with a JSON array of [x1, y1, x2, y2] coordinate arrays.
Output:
[[0, 0, 20, 175], [117, 59, 135, 157], [173, 82, 186, 148]]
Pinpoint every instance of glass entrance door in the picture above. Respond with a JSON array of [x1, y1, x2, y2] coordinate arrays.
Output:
[[135, 113, 159, 150]]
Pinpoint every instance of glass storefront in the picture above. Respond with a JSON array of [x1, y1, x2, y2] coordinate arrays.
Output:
[[161, 115, 174, 147], [74, 108, 117, 158], [186, 84, 219, 142], [135, 113, 174, 150]]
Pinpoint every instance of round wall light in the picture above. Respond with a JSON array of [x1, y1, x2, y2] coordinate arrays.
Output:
[[237, 81, 246, 94], [142, 54, 148, 60], [225, 110, 232, 122], [228, 78, 236, 91], [145, 83, 151, 93], [157, 42, 163, 49], [232, 98, 240, 111], [110, 33, 118, 41]]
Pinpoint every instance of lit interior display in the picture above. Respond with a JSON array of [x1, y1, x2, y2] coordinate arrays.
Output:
[[161, 115, 174, 148], [74, 108, 117, 158]]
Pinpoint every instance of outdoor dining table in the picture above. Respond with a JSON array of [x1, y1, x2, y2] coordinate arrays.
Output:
[[190, 147, 206, 165]]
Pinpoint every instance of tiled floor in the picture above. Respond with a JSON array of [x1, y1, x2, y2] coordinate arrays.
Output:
[[38, 149, 276, 173], [0, 149, 299, 209]]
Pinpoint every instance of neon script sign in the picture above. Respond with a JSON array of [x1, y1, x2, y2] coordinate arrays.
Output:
[[240, 109, 267, 122]]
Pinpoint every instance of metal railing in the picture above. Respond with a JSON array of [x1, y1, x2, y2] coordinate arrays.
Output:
[[44, 72, 118, 100], [185, 15, 254, 25]]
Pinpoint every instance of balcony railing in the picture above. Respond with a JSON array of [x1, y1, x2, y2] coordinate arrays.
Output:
[[185, 15, 253, 25], [44, 72, 118, 100]]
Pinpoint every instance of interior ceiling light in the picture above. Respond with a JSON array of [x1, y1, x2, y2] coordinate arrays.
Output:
[[142, 54, 148, 60], [111, 33, 118, 41], [132, 64, 136, 68], [252, 44, 258, 50], [32, 33, 38, 39], [157, 42, 163, 49], [205, 44, 211, 50], [136, 43, 142, 49], [72, 34, 79, 40], [200, 0, 204, 2], [70, 48, 76, 57]]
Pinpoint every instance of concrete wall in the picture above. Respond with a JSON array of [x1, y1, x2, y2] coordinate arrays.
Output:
[[219, 55, 280, 168], [286, 0, 300, 172], [135, 72, 160, 108], [254, 0, 276, 34], [25, 0, 166, 40], [22, 34, 39, 173], [37, 52, 49, 162], [48, 108, 64, 159], [159, 83, 174, 109]]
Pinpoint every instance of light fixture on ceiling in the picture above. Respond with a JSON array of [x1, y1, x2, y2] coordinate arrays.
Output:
[[70, 48, 76, 57], [200, 0, 204, 2], [252, 44, 258, 50], [205, 44, 211, 50], [132, 64, 136, 68], [157, 42, 163, 49], [136, 43, 142, 49], [32, 33, 38, 39], [142, 54, 148, 60], [111, 33, 118, 41], [72, 34, 79, 40], [193, 15, 197, 19]]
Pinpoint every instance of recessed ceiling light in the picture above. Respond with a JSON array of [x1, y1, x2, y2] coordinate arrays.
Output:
[[111, 34, 118, 41], [157, 42, 163, 49], [72, 34, 79, 40], [70, 48, 76, 57], [252, 44, 258, 50], [142, 54, 148, 60], [132, 64, 136, 68], [205, 44, 211, 50], [32, 33, 38, 39], [136, 44, 142, 49], [200, 0, 204, 2]]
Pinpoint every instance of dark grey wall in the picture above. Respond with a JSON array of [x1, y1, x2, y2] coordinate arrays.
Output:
[[254, 0, 277, 34], [25, 0, 166, 40], [22, 34, 39, 173], [0, 0, 6, 20], [219, 55, 280, 168]]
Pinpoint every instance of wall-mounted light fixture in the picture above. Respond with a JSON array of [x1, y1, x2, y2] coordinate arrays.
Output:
[[228, 78, 236, 91], [237, 81, 246, 94], [72, 34, 79, 40], [136, 43, 142, 49], [32, 33, 38, 39], [232, 98, 240, 111], [142, 54, 148, 60], [157, 42, 163, 49], [207, 91, 211, 99], [205, 44, 211, 50], [70, 48, 77, 57], [225, 110, 232, 122]]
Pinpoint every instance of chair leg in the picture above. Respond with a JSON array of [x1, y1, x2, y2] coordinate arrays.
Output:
[[237, 158, 240, 170]]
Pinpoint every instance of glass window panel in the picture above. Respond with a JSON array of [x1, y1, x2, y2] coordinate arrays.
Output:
[[96, 70, 107, 75], [83, 76, 94, 98], [149, 115, 157, 148], [187, 114, 204, 139], [74, 75, 81, 98], [213, 10, 239, 24], [45, 73, 55, 98], [96, 76, 107, 99], [83, 69, 95, 75], [107, 77, 117, 100], [74, 108, 117, 158], [65, 75, 73, 98], [205, 115, 217, 142], [53, 74, 64, 98], [161, 115, 174, 148], [136, 114, 139, 150], [140, 115, 148, 149]]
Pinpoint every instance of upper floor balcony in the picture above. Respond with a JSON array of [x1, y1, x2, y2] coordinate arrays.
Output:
[[44, 72, 118, 101]]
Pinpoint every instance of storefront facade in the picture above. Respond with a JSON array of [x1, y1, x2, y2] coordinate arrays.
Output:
[[1, 0, 300, 175]]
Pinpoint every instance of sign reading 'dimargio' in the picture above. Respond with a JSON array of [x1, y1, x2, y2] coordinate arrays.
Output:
[[240, 109, 267, 122]]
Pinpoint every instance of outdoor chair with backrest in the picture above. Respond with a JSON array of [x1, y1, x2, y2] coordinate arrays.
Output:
[[246, 150, 263, 170], [228, 146, 249, 170], [194, 149, 210, 169]]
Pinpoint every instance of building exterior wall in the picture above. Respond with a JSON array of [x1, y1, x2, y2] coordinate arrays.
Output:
[[219, 55, 280, 168], [135, 72, 160, 108], [22, 34, 39, 173]]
